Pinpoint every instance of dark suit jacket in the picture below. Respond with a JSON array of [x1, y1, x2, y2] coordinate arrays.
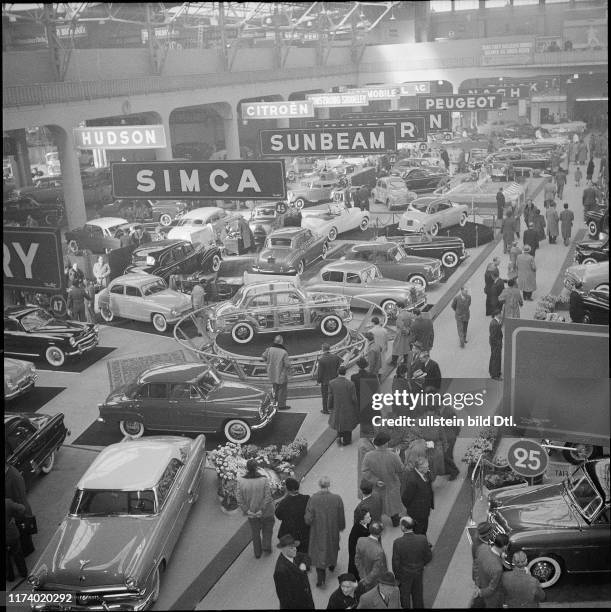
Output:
[[273, 553, 315, 609], [522, 228, 539, 252], [489, 318, 503, 347], [328, 376, 359, 432], [472, 545, 504, 609], [392, 532, 432, 580], [401, 470, 434, 522], [414, 358, 442, 391], [451, 293, 471, 321], [317, 352, 343, 384], [275, 493, 310, 548], [356, 585, 401, 609], [411, 316, 434, 351], [353, 495, 383, 524]]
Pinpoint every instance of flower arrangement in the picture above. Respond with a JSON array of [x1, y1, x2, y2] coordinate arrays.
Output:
[[462, 427, 498, 466], [533, 294, 568, 321], [483, 456, 528, 490]]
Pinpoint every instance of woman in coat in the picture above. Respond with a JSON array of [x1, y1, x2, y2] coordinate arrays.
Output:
[[348, 508, 371, 580], [532, 208, 546, 241], [586, 158, 595, 182], [499, 278, 523, 319], [391, 305, 414, 365], [516, 245, 537, 300], [577, 141, 588, 165], [545, 202, 559, 244]]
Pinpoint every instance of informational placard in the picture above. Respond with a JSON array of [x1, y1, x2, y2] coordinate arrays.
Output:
[[3, 227, 64, 291], [305, 116, 426, 143], [481, 41, 533, 65], [241, 100, 315, 120], [418, 94, 503, 111], [111, 160, 286, 200], [399, 82, 431, 96], [341, 111, 451, 133], [506, 440, 549, 478], [259, 127, 396, 156], [359, 85, 401, 101], [74, 125, 167, 149], [306, 91, 369, 108]]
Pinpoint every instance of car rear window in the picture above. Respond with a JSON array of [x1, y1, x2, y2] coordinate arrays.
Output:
[[70, 489, 157, 516], [268, 237, 292, 247]]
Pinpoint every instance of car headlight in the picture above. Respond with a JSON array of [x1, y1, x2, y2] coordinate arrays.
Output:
[[7, 380, 16, 390], [69, 337, 77, 346], [28, 573, 43, 588], [125, 576, 139, 591], [29, 364, 36, 374], [93, 325, 99, 333], [171, 308, 178, 316]]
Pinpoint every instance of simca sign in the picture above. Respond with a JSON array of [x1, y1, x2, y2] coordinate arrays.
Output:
[[74, 125, 167, 149], [111, 161, 286, 200], [418, 94, 504, 111], [306, 91, 369, 108], [3, 227, 64, 291], [306, 116, 426, 143], [259, 127, 396, 156], [241, 100, 315, 119]]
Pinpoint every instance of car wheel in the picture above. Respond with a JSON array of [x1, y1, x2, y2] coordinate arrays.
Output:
[[442, 251, 459, 268], [581, 257, 597, 265], [40, 451, 55, 475], [68, 239, 80, 254], [360, 217, 370, 231], [328, 227, 338, 241], [120, 420, 145, 438], [100, 304, 114, 322], [582, 312, 591, 324], [45, 346, 66, 368], [297, 260, 305, 275], [588, 221, 599, 237], [152, 232, 164, 242], [231, 321, 255, 344], [459, 212, 468, 227], [321, 242, 329, 259], [562, 442, 602, 464], [224, 419, 252, 444], [152, 313, 168, 333], [381, 299, 398, 315], [408, 274, 427, 289], [430, 222, 440, 236], [294, 198, 305, 210], [320, 314, 343, 337], [159, 213, 173, 226], [527, 555, 563, 589], [211, 254, 222, 272], [595, 283, 609, 293]]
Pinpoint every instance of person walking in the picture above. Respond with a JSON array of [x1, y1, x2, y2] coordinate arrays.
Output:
[[543, 177, 557, 202], [348, 508, 372, 580], [451, 285, 471, 348], [559, 203, 575, 246], [364, 333, 382, 379], [356, 572, 401, 609], [472, 533, 509, 609], [582, 182, 600, 217], [522, 199, 536, 228], [327, 573, 359, 610], [401, 457, 434, 536], [496, 187, 506, 226], [305, 476, 346, 588], [586, 157, 595, 182], [273, 535, 315, 610], [485, 270, 505, 319], [275, 477, 310, 557], [508, 241, 522, 281], [67, 280, 87, 322], [522, 222, 540, 257], [317, 343, 342, 414], [574, 165, 582, 187], [83, 279, 96, 324], [328, 366, 359, 446], [92, 255, 110, 288], [502, 550, 546, 608], [392, 515, 432, 609], [516, 245, 537, 301], [351, 358, 379, 438], [361, 432, 405, 527], [390, 303, 414, 366], [546, 201, 559, 244], [499, 278, 523, 319], [410, 308, 434, 352], [262, 335, 291, 410], [501, 210, 516, 253], [555, 167, 567, 199], [236, 459, 275, 559], [532, 207, 546, 241], [355, 521, 388, 595], [484, 258, 500, 316], [488, 308, 504, 381], [353, 480, 383, 525]]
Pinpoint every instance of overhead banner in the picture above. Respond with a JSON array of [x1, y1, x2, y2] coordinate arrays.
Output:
[[259, 126, 396, 156], [241, 100, 315, 119], [306, 91, 369, 108], [417, 94, 503, 111], [342, 111, 451, 133], [357, 85, 401, 101], [305, 116, 426, 143], [399, 82, 431, 96], [481, 41, 533, 65], [110, 160, 286, 200], [460, 86, 530, 100], [3, 227, 64, 291], [74, 125, 167, 150]]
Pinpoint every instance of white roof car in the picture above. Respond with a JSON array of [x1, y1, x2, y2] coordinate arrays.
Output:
[[86, 217, 130, 232], [167, 206, 227, 241]]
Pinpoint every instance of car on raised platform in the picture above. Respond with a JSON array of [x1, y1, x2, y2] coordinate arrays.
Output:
[[101, 199, 191, 226], [4, 306, 99, 368], [301, 200, 369, 242], [27, 435, 207, 610], [207, 280, 352, 344], [398, 166, 449, 193], [398, 196, 469, 236], [385, 233, 468, 269], [4, 357, 37, 401], [97, 273, 192, 333], [574, 234, 609, 265], [585, 206, 609, 238], [65, 217, 144, 254], [167, 206, 236, 242], [305, 261, 426, 316], [563, 262, 609, 294], [371, 176, 418, 210], [98, 364, 276, 443]]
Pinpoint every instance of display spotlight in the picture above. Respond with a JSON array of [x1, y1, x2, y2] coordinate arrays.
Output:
[[573, 73, 579, 79]]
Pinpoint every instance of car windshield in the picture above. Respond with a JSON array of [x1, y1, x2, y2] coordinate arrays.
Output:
[[411, 200, 434, 212], [229, 285, 246, 305], [70, 488, 157, 516], [389, 178, 405, 190], [106, 224, 126, 235], [175, 216, 207, 227], [20, 309, 54, 331], [565, 465, 604, 520], [197, 370, 221, 394], [142, 280, 167, 296], [267, 237, 292, 248]]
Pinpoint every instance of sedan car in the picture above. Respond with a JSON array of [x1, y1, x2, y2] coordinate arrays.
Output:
[[484, 458, 610, 588], [399, 167, 449, 193], [28, 436, 207, 610], [246, 202, 286, 236], [98, 273, 192, 333], [167, 206, 237, 243], [301, 201, 369, 242], [399, 196, 469, 235], [6, 412, 68, 484], [305, 261, 426, 316], [340, 242, 442, 289], [371, 176, 418, 210], [385, 233, 468, 269], [4, 357, 37, 400], [287, 171, 342, 209], [574, 234, 609, 265], [252, 227, 328, 276], [65, 217, 143, 254], [99, 364, 276, 443], [101, 199, 190, 227], [207, 280, 352, 344], [563, 261, 609, 294], [572, 289, 610, 325], [3, 195, 64, 227], [4, 306, 99, 367]]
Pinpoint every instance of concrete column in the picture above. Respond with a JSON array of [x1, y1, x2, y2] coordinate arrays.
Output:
[[7, 128, 32, 189], [51, 125, 87, 229], [223, 116, 241, 159], [155, 109, 173, 161]]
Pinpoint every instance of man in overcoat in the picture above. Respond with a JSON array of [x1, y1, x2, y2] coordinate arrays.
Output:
[[355, 521, 388, 594], [501, 210, 516, 253], [546, 201, 559, 244], [522, 222, 539, 257], [390, 304, 414, 366], [401, 457, 434, 536], [328, 366, 359, 446], [273, 534, 315, 609], [451, 285, 471, 348], [261, 335, 291, 410], [489, 308, 504, 380], [559, 203, 575, 246], [516, 245, 537, 300], [275, 477, 310, 556], [317, 342, 342, 414], [351, 358, 379, 438], [305, 476, 346, 587], [410, 308, 434, 351], [472, 533, 509, 609]]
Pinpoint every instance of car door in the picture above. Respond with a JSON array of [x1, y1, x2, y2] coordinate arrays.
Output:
[[180, 243, 198, 274], [122, 284, 144, 320], [275, 290, 306, 329], [435, 200, 452, 227], [4, 317, 37, 359], [137, 382, 170, 430], [320, 269, 345, 295], [108, 283, 126, 317], [245, 292, 274, 330], [426, 201, 439, 227], [176, 384, 211, 432], [155, 458, 188, 557], [300, 230, 318, 265]]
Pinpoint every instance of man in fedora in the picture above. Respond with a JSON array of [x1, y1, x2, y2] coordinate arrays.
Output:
[[357, 571, 401, 609], [273, 534, 315, 610]]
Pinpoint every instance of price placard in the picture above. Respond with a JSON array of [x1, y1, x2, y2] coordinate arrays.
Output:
[[507, 439, 549, 478]]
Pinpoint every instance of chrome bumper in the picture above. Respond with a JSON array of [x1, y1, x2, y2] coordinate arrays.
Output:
[[65, 335, 98, 357], [251, 405, 278, 431], [5, 373, 37, 400]]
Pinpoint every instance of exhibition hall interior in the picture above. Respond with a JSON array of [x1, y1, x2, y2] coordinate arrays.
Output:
[[3, 1, 609, 610]]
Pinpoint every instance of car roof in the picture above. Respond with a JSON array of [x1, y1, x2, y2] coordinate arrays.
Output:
[[110, 273, 164, 286], [77, 438, 191, 490], [85, 217, 128, 228], [348, 242, 394, 252], [132, 239, 188, 253], [180, 206, 224, 220], [321, 261, 374, 273], [268, 227, 306, 237], [138, 362, 212, 384]]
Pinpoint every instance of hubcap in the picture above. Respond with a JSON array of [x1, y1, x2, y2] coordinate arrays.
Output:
[[125, 421, 142, 435], [229, 423, 247, 439], [532, 561, 554, 582], [49, 348, 62, 363], [236, 325, 250, 339], [325, 319, 338, 331]]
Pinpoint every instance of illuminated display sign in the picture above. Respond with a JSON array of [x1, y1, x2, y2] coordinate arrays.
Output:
[[306, 91, 369, 107], [241, 100, 315, 119], [74, 125, 167, 150], [417, 94, 503, 111]]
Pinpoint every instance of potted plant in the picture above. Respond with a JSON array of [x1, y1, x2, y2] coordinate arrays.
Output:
[[483, 456, 528, 491], [462, 427, 498, 476]]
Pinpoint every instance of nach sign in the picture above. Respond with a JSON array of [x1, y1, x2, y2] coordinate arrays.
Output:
[[74, 125, 167, 150]]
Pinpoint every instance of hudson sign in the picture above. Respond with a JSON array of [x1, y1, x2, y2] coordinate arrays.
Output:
[[259, 127, 396, 156], [110, 160, 286, 200], [73, 125, 167, 149]]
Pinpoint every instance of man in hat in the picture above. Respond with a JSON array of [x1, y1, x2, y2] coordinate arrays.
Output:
[[361, 432, 405, 527], [273, 534, 315, 610], [489, 308, 503, 381], [328, 366, 359, 446], [353, 479, 383, 524], [471, 522, 492, 560], [317, 342, 342, 414], [357, 571, 401, 609], [262, 335, 291, 410], [390, 302, 415, 367], [451, 285, 471, 348], [327, 573, 359, 610], [369, 316, 388, 356]]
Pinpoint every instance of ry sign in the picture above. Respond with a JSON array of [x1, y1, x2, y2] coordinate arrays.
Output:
[[3, 227, 64, 291], [111, 161, 286, 200], [73, 125, 167, 149]]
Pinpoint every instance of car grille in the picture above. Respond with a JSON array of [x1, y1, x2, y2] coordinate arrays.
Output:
[[77, 594, 105, 606], [487, 513, 506, 541], [74, 330, 98, 351], [15, 373, 37, 390]]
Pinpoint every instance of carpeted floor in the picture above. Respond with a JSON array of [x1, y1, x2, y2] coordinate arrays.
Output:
[[37, 346, 116, 373], [107, 349, 190, 389], [6, 386, 66, 413]]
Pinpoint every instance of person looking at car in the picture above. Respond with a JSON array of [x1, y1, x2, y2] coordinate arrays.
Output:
[[262, 335, 291, 411], [501, 550, 545, 608], [190, 279, 209, 339], [131, 226, 151, 247], [83, 279, 96, 324], [364, 332, 382, 380], [93, 255, 110, 288], [472, 533, 509, 609], [67, 262, 84, 286], [317, 343, 342, 415], [559, 203, 575, 247], [67, 280, 87, 322], [451, 285, 471, 348]]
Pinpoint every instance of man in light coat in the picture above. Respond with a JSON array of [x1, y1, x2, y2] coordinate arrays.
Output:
[[451, 285, 471, 348], [516, 245, 537, 300], [316, 343, 342, 414], [328, 366, 359, 445], [546, 201, 560, 244], [390, 304, 414, 366], [364, 333, 382, 379], [559, 203, 575, 246], [369, 316, 388, 356], [261, 335, 291, 410], [305, 476, 346, 588], [355, 521, 388, 594]]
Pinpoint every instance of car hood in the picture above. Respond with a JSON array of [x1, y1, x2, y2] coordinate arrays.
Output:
[[4, 358, 32, 378], [206, 380, 267, 411], [577, 239, 605, 250], [302, 213, 337, 225], [143, 290, 191, 309], [31, 319, 93, 338], [34, 516, 156, 588]]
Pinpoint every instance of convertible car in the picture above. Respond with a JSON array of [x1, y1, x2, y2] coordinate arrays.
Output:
[[301, 201, 369, 242], [98, 273, 192, 332], [399, 167, 449, 193], [399, 196, 469, 235], [4, 306, 99, 367], [4, 357, 37, 400], [6, 412, 69, 484], [432, 178, 525, 213], [385, 233, 468, 269], [65, 217, 143, 254], [99, 364, 276, 443], [207, 280, 352, 343], [371, 176, 418, 210], [28, 436, 207, 611]]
